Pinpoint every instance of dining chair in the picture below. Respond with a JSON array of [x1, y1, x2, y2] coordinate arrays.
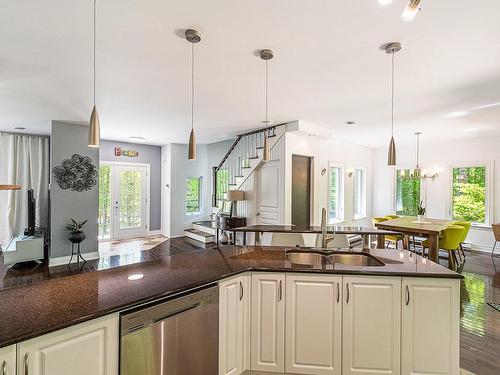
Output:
[[314, 233, 350, 249], [271, 233, 305, 247], [372, 217, 404, 249], [385, 215, 400, 219], [453, 221, 471, 261], [422, 225, 465, 271], [492, 223, 500, 255]]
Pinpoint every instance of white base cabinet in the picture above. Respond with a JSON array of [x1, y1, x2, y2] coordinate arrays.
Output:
[[0, 345, 16, 375], [342, 276, 401, 375], [219, 273, 251, 375], [250, 272, 286, 373], [17, 313, 119, 375], [402, 277, 460, 375], [285, 274, 342, 375]]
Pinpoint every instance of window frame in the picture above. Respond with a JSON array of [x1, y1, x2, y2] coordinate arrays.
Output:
[[447, 161, 493, 227], [328, 163, 345, 224], [185, 176, 202, 215], [353, 167, 367, 220], [393, 165, 425, 216]]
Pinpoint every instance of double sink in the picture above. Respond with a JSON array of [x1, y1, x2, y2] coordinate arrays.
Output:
[[286, 249, 385, 267]]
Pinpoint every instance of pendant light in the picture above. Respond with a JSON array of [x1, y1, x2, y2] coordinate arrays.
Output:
[[402, 132, 438, 181], [260, 49, 273, 162], [186, 29, 201, 160], [88, 0, 100, 148], [401, 0, 421, 22], [384, 42, 401, 166]]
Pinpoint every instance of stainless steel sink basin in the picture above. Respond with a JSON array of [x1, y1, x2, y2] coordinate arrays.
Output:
[[285, 251, 332, 267], [330, 253, 384, 267], [286, 249, 385, 267]]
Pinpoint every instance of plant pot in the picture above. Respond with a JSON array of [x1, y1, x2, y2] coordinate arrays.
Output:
[[417, 215, 425, 223], [69, 231, 86, 244]]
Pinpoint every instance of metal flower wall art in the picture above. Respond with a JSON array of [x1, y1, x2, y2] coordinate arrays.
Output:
[[53, 154, 97, 192]]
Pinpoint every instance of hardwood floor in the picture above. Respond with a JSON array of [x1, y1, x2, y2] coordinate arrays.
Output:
[[0, 240, 499, 373]]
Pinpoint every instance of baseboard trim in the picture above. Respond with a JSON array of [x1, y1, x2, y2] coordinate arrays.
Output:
[[470, 243, 495, 253], [49, 251, 100, 267]]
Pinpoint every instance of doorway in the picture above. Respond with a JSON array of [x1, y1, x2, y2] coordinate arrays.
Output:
[[98, 162, 150, 240], [291, 155, 312, 227]]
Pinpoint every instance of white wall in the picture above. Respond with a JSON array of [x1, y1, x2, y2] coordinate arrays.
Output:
[[373, 135, 500, 251], [284, 132, 374, 228]]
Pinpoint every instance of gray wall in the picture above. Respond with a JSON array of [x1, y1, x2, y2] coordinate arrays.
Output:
[[100, 140, 162, 231], [50, 121, 99, 258]]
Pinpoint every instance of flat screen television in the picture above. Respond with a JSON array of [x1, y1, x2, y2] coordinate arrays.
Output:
[[27, 189, 36, 236]]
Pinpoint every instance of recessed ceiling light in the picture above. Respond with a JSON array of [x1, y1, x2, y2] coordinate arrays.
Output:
[[129, 136, 145, 141], [463, 127, 478, 132], [13, 127, 26, 130], [378, 0, 393, 5], [345, 121, 356, 125], [127, 273, 144, 281], [445, 111, 470, 119]]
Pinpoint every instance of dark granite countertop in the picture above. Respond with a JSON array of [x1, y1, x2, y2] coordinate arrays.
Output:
[[0, 246, 461, 348]]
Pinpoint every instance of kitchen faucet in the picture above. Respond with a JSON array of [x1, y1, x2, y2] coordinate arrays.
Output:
[[320, 207, 335, 248]]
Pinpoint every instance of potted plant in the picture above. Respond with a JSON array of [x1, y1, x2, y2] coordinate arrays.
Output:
[[65, 218, 88, 243], [417, 201, 426, 223]]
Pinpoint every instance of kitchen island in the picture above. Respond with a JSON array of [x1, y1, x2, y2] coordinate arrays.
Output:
[[0, 245, 461, 375]]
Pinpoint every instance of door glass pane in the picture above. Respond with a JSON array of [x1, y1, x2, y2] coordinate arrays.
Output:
[[396, 169, 421, 215], [329, 167, 340, 222], [186, 177, 201, 214], [119, 171, 142, 229], [98, 165, 111, 239]]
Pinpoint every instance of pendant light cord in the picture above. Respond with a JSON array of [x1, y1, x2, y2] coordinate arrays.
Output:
[[191, 42, 195, 132], [265, 59, 269, 125], [391, 52, 395, 138], [93, 0, 96, 107]]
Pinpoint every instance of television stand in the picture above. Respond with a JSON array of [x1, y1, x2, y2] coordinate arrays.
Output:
[[3, 235, 44, 268]]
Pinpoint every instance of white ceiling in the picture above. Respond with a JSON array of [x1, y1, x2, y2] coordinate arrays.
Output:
[[1, 0, 500, 148]]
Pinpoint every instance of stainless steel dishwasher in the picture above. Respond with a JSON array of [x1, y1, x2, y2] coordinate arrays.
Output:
[[120, 285, 219, 375]]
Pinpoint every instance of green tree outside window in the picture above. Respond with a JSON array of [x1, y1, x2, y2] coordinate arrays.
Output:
[[396, 170, 421, 216], [186, 177, 201, 214], [452, 166, 486, 224]]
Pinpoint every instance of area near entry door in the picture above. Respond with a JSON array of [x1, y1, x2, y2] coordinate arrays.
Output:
[[112, 165, 148, 238], [99, 162, 149, 240]]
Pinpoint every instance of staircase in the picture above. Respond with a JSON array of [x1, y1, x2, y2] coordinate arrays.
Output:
[[184, 221, 216, 243], [184, 124, 286, 244], [211, 124, 286, 207]]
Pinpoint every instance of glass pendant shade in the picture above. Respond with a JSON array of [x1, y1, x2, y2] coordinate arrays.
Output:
[[188, 128, 196, 160], [88, 105, 100, 148], [401, 3, 419, 22], [387, 136, 396, 165]]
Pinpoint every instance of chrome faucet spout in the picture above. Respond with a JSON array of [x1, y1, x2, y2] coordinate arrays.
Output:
[[321, 208, 335, 248]]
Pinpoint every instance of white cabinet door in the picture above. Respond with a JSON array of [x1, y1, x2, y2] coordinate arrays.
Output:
[[0, 345, 16, 375], [402, 277, 460, 375], [342, 276, 401, 375], [250, 272, 285, 372], [285, 274, 342, 375], [17, 314, 119, 375], [219, 274, 250, 375]]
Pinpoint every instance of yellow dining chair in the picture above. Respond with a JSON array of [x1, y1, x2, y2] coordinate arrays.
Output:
[[453, 221, 471, 261], [372, 217, 404, 249], [422, 224, 465, 271]]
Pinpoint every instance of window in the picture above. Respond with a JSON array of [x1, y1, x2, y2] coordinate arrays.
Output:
[[328, 165, 344, 223], [186, 177, 201, 214], [451, 165, 489, 225], [98, 165, 111, 239], [353, 169, 366, 219], [215, 169, 229, 207], [395, 169, 421, 216]]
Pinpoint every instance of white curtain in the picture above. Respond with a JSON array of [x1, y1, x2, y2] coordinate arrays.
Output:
[[0, 132, 50, 248]]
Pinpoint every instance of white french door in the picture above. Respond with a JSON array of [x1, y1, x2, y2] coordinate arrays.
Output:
[[98, 162, 149, 240]]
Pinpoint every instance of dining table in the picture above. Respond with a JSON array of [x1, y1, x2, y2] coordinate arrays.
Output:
[[374, 216, 454, 263]]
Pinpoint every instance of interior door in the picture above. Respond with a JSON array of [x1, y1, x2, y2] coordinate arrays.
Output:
[[112, 165, 148, 238], [255, 160, 281, 225]]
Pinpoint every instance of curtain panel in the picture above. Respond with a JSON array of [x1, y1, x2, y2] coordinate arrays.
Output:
[[0, 132, 50, 248]]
